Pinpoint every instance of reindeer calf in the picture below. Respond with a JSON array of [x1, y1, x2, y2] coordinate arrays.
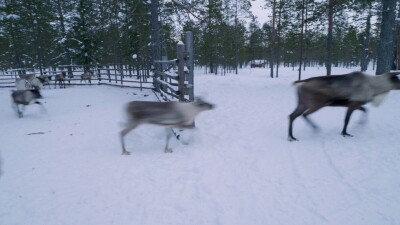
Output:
[[120, 99, 214, 155], [11, 89, 45, 118], [288, 71, 400, 141]]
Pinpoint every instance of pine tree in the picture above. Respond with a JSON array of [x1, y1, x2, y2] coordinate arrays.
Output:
[[71, 0, 100, 71], [1, 0, 26, 68]]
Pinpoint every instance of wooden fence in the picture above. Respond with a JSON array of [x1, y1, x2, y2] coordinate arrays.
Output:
[[0, 31, 195, 100], [153, 31, 194, 102], [0, 65, 153, 90]]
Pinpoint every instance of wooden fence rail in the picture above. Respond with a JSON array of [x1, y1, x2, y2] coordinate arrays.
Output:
[[153, 31, 194, 102], [1, 32, 195, 96], [0, 65, 153, 90]]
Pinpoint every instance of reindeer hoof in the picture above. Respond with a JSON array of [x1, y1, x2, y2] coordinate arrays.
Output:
[[165, 148, 173, 153], [341, 133, 353, 137], [288, 136, 298, 142], [122, 151, 131, 155]]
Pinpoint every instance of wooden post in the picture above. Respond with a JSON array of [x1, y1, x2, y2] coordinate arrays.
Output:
[[150, 0, 162, 69], [177, 42, 185, 102], [97, 67, 101, 82], [107, 66, 111, 82], [114, 65, 118, 83], [185, 31, 194, 102]]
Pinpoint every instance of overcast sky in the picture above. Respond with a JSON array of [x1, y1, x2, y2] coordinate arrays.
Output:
[[250, 0, 269, 25]]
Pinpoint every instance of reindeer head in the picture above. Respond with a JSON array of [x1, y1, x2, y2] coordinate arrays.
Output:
[[387, 72, 400, 89], [194, 97, 215, 111]]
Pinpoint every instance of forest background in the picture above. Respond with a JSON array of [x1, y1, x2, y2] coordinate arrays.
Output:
[[0, 0, 399, 77]]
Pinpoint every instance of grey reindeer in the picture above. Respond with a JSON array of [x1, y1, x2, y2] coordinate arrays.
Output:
[[11, 89, 46, 118], [288, 71, 400, 141], [80, 72, 92, 84], [120, 98, 214, 155]]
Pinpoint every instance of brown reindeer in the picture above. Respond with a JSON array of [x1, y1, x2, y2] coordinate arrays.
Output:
[[54, 72, 67, 88], [120, 98, 214, 155], [38, 74, 51, 89], [288, 71, 400, 141]]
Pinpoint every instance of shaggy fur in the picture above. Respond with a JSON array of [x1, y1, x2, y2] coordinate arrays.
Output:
[[120, 99, 214, 155], [288, 72, 400, 141]]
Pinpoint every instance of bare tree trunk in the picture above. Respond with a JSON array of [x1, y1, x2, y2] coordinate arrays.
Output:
[[150, 0, 161, 68], [303, 0, 308, 71], [376, 0, 396, 74], [298, 0, 305, 80], [275, 1, 282, 78], [269, 0, 276, 78], [26, 3, 44, 75], [326, 0, 333, 76], [56, 0, 72, 66], [234, 0, 239, 74], [9, 24, 23, 68], [397, 7, 400, 70], [360, 4, 372, 72]]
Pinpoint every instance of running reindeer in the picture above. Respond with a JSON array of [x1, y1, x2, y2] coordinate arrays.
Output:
[[11, 89, 46, 118], [288, 71, 400, 141], [120, 98, 214, 155], [15, 74, 43, 90]]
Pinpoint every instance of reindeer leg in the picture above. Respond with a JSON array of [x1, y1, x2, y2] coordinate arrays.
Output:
[[35, 101, 46, 114], [342, 108, 356, 137], [357, 106, 368, 124], [120, 122, 139, 155], [14, 104, 22, 118], [302, 106, 324, 131], [164, 128, 173, 153], [19, 105, 25, 118], [176, 124, 196, 145], [12, 102, 18, 116], [342, 102, 365, 137], [288, 104, 307, 141]]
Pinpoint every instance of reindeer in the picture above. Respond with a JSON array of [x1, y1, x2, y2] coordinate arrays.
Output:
[[120, 98, 214, 155], [288, 71, 400, 141], [80, 72, 92, 84], [16, 74, 43, 90], [54, 71, 66, 88], [11, 89, 45, 118], [37, 74, 51, 89]]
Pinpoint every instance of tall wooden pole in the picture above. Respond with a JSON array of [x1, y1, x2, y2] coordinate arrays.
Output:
[[150, 0, 161, 68]]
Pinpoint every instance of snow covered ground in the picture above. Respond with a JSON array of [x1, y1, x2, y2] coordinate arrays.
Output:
[[1, 67, 400, 225]]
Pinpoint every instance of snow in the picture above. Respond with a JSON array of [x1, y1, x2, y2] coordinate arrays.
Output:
[[6, 14, 20, 20], [1, 67, 400, 225]]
